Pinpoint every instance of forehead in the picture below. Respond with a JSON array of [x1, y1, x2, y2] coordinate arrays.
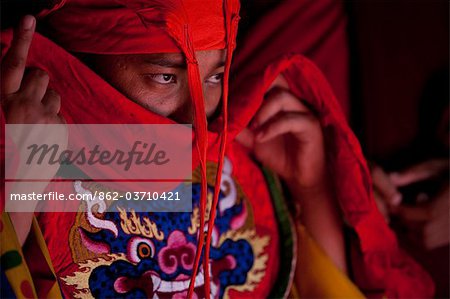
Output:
[[127, 50, 227, 68]]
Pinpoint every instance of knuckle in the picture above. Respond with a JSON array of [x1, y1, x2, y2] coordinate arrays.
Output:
[[46, 89, 61, 102], [48, 89, 60, 98], [16, 32, 32, 44], [278, 89, 292, 98], [300, 112, 319, 124], [27, 69, 49, 87], [46, 113, 62, 123], [267, 87, 290, 100], [34, 69, 49, 79], [4, 56, 26, 70], [17, 101, 37, 116]]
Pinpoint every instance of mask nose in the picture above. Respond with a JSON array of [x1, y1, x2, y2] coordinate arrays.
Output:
[[157, 231, 197, 275]]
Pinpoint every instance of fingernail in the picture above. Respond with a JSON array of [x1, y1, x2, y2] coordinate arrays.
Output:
[[391, 193, 402, 206], [22, 15, 35, 30]]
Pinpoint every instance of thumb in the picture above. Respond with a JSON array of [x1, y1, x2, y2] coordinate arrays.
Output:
[[371, 164, 403, 206], [390, 159, 449, 187]]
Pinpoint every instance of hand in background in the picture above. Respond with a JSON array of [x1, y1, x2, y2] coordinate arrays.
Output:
[[371, 163, 403, 222], [2, 15, 63, 125], [371, 159, 449, 250], [237, 75, 328, 195], [391, 159, 449, 250], [237, 75, 346, 272], [1, 15, 67, 245]]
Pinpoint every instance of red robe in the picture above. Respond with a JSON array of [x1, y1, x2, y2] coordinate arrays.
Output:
[[0, 0, 434, 297]]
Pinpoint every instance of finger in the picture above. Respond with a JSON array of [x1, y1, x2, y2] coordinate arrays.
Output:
[[255, 112, 319, 143], [389, 159, 449, 187], [46, 113, 67, 127], [373, 189, 390, 223], [424, 218, 449, 250], [235, 127, 254, 149], [268, 74, 290, 90], [251, 87, 309, 129], [1, 15, 36, 95], [57, 114, 67, 125], [42, 89, 61, 114], [20, 69, 49, 101], [397, 205, 431, 222], [371, 165, 402, 206]]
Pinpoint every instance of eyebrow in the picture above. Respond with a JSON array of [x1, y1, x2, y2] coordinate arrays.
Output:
[[143, 57, 187, 69], [213, 59, 226, 69], [143, 56, 226, 70]]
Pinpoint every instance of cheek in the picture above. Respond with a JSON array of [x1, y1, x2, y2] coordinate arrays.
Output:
[[204, 85, 222, 116], [130, 80, 190, 118]]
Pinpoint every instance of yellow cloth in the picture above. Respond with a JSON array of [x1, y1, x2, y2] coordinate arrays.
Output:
[[1, 212, 38, 299], [290, 223, 365, 299], [0, 213, 62, 299]]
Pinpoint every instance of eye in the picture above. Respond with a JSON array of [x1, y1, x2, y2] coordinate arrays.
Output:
[[138, 243, 152, 259], [147, 74, 177, 84], [206, 72, 224, 85], [128, 237, 155, 263]]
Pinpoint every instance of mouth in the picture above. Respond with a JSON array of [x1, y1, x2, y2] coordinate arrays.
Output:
[[114, 266, 219, 298]]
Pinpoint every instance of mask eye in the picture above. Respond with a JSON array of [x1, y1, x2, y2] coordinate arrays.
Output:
[[148, 74, 177, 84], [206, 73, 223, 84], [128, 237, 155, 263], [138, 242, 152, 259]]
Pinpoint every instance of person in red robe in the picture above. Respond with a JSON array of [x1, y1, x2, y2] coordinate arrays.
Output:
[[1, 0, 434, 298]]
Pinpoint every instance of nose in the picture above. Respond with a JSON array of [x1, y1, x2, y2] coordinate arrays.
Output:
[[157, 230, 196, 275], [168, 85, 194, 124], [168, 80, 220, 124]]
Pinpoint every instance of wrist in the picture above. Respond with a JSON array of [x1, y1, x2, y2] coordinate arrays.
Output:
[[286, 175, 332, 203]]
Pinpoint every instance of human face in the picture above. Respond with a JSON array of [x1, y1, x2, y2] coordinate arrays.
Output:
[[88, 50, 226, 124]]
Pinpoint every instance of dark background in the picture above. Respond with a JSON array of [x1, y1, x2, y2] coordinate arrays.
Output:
[[1, 0, 448, 162], [1, 0, 449, 297]]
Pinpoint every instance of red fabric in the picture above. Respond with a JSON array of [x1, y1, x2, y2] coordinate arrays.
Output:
[[0, 0, 434, 297], [234, 0, 350, 117], [2, 1, 241, 298], [39, 0, 228, 54], [229, 54, 434, 298]]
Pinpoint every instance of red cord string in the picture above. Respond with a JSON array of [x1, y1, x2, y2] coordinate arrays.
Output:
[[203, 2, 240, 297], [181, 25, 209, 299], [163, 3, 240, 297]]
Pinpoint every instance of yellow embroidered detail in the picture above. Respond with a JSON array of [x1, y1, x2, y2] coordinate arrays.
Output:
[[61, 253, 126, 299], [118, 207, 164, 241], [219, 229, 270, 297], [188, 207, 200, 235], [187, 192, 214, 236]]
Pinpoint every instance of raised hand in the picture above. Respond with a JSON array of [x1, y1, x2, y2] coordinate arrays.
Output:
[[1, 15, 67, 245]]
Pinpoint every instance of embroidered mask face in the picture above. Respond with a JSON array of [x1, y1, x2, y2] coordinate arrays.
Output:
[[64, 159, 269, 298]]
